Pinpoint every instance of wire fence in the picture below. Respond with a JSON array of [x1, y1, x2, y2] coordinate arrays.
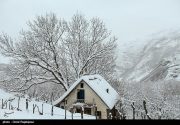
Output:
[[0, 97, 95, 119]]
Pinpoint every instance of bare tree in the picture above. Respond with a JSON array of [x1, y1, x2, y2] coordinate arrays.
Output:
[[0, 13, 117, 93], [0, 13, 68, 91], [64, 13, 117, 81]]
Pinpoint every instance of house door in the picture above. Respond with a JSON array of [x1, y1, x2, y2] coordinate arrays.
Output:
[[97, 111, 102, 119], [77, 90, 85, 102]]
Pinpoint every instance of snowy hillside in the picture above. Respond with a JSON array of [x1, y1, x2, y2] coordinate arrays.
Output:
[[120, 31, 180, 82], [116, 40, 147, 76], [0, 89, 95, 119]]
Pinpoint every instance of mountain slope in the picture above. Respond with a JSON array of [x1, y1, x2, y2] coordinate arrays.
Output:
[[121, 31, 180, 82]]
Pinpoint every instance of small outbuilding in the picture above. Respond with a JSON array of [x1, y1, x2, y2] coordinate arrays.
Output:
[[53, 74, 120, 119]]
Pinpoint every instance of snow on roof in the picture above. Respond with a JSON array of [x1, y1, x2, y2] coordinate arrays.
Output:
[[53, 74, 120, 109]]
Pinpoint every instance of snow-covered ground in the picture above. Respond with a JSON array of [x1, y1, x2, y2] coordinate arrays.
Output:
[[0, 89, 95, 119]]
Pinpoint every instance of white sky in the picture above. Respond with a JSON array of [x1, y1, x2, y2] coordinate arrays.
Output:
[[0, 0, 180, 63]]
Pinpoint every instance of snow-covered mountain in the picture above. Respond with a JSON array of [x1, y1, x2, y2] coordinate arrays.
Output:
[[119, 31, 180, 82]]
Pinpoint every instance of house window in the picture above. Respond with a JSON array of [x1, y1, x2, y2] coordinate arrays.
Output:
[[77, 89, 85, 102], [106, 89, 109, 93], [80, 83, 84, 88]]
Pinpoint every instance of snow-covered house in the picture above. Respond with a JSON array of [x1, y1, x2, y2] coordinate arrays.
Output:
[[53, 74, 120, 119]]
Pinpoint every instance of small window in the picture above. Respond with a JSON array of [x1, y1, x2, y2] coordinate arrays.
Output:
[[80, 83, 84, 88], [106, 89, 109, 93]]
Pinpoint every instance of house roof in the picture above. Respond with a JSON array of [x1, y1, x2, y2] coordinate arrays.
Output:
[[53, 74, 120, 109]]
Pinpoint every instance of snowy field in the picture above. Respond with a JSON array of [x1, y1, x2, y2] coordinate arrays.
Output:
[[0, 89, 95, 119]]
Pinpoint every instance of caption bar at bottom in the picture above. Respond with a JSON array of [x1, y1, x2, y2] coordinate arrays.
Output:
[[2, 120, 34, 124]]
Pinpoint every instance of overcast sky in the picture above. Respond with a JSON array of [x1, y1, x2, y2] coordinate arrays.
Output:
[[0, 0, 180, 63]]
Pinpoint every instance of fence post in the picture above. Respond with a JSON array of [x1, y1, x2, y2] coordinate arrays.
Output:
[[5, 100, 7, 109], [95, 106, 97, 120], [81, 106, 84, 119], [2, 100, 7, 109], [26, 99, 28, 111], [51, 105, 54, 116], [41, 104, 43, 115], [33, 104, 36, 114], [9, 101, 11, 110], [2, 99, 3, 109], [71, 109, 73, 120], [72, 106, 76, 120], [64, 99, 67, 119], [17, 96, 20, 110]]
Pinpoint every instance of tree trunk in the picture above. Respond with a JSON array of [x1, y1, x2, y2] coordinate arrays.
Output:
[[51, 92, 54, 105], [143, 100, 151, 120], [131, 102, 135, 120]]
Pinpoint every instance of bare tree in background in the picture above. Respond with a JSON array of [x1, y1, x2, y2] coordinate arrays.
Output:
[[64, 13, 117, 81], [0, 13, 117, 93]]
